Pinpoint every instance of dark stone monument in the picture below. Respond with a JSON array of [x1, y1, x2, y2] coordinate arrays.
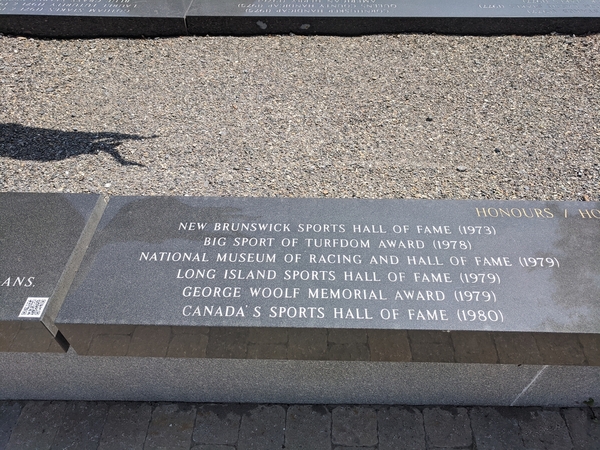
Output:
[[186, 0, 600, 35], [0, 0, 191, 37], [1, 0, 599, 36], [56, 196, 600, 365], [0, 193, 105, 352]]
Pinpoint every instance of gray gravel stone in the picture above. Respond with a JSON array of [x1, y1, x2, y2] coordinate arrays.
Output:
[[5, 401, 66, 450], [332, 406, 378, 447], [144, 403, 196, 450], [561, 408, 600, 450], [98, 402, 152, 450], [378, 406, 426, 450], [470, 406, 526, 450], [423, 407, 472, 449], [238, 405, 285, 450], [0, 401, 23, 450], [285, 405, 331, 450], [516, 408, 573, 450], [0, 35, 597, 203], [50, 401, 108, 450], [193, 404, 241, 446]]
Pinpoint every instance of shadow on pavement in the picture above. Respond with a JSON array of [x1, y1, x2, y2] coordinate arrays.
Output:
[[0, 123, 155, 166]]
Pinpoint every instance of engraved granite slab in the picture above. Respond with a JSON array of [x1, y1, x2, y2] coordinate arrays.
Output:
[[187, 0, 600, 35], [2, 0, 598, 36], [0, 0, 191, 37], [55, 196, 600, 363], [0, 193, 105, 352]]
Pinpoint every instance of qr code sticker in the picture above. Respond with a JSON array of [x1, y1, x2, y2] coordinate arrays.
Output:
[[18, 297, 49, 318]]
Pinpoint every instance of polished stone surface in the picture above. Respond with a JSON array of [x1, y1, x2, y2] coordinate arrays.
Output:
[[56, 196, 600, 361], [187, 0, 600, 35], [0, 0, 191, 37], [53, 323, 600, 365], [0, 193, 104, 352], [1, 0, 599, 36], [190, 0, 600, 17]]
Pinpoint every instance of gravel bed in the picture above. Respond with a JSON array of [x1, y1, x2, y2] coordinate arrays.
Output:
[[0, 33, 598, 201]]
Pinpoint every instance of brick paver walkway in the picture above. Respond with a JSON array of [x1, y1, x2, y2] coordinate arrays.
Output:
[[1, 401, 599, 449]]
